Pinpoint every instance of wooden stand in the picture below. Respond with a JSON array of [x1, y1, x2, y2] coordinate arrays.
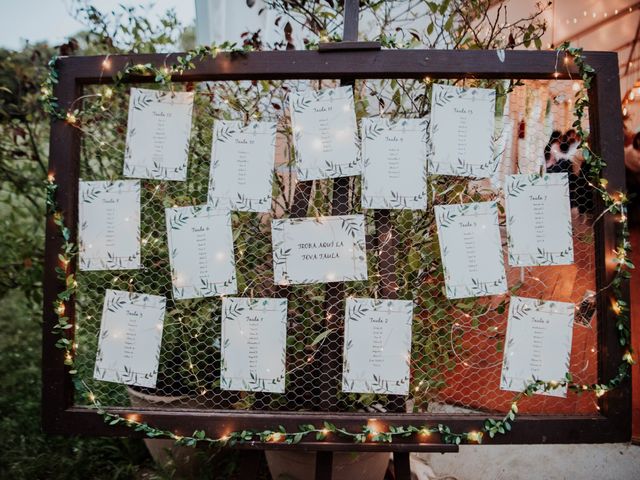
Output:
[[41, 0, 630, 477]]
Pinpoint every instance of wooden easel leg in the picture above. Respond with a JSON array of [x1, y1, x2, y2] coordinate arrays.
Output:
[[238, 450, 262, 480], [315, 451, 333, 480], [393, 452, 411, 480]]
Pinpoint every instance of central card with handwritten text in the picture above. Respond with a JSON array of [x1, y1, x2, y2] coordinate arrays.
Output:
[[93, 289, 166, 388], [342, 298, 413, 395], [429, 84, 496, 178], [208, 121, 276, 212], [289, 86, 360, 180], [123, 88, 194, 181], [221, 297, 288, 393], [435, 201, 507, 299], [271, 215, 368, 285], [361, 118, 428, 210], [166, 205, 237, 300]]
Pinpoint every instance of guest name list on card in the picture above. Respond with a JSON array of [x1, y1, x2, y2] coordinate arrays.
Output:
[[166, 205, 237, 300], [79, 180, 140, 271], [501, 296, 574, 397], [429, 84, 497, 178], [289, 86, 360, 180], [221, 298, 288, 393], [208, 121, 277, 212], [93, 290, 166, 388], [123, 88, 194, 181], [505, 173, 574, 266], [361, 118, 429, 210], [342, 298, 413, 395], [435, 201, 507, 299]]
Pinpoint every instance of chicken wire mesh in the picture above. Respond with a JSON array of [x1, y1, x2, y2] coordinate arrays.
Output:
[[72, 76, 600, 418]]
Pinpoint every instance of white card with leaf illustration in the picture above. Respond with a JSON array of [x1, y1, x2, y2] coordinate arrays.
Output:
[[93, 289, 165, 388], [429, 84, 496, 178], [221, 297, 287, 393], [435, 201, 507, 299], [166, 205, 237, 300], [208, 121, 276, 212], [361, 118, 428, 210], [272, 215, 368, 285], [79, 180, 140, 271], [501, 296, 574, 397], [123, 88, 194, 181], [342, 298, 412, 395], [505, 173, 574, 266], [289, 86, 360, 180]]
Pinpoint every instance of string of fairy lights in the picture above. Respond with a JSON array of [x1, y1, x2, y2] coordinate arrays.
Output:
[[41, 42, 634, 446], [564, 5, 636, 26]]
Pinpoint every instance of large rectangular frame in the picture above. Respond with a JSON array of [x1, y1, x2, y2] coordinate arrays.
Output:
[[42, 46, 630, 449]]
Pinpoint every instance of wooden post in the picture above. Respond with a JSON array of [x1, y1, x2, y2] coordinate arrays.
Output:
[[315, 451, 334, 480], [238, 450, 262, 479], [393, 452, 411, 480]]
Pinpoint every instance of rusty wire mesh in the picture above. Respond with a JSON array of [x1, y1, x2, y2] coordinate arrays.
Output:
[[73, 77, 600, 418]]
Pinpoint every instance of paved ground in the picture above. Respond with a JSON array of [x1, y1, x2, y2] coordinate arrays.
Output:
[[419, 443, 640, 480]]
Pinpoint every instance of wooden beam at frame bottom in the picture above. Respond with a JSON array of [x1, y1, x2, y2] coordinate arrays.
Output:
[[52, 406, 628, 445]]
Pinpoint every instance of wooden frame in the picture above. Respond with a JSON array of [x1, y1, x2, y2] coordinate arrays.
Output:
[[42, 6, 630, 470]]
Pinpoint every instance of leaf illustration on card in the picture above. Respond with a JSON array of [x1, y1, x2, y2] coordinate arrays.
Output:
[[291, 94, 312, 114], [132, 91, 154, 111], [433, 85, 456, 107], [340, 216, 362, 238], [81, 184, 102, 204], [273, 247, 291, 266], [362, 120, 385, 140], [106, 293, 126, 312], [507, 178, 527, 197], [436, 208, 458, 228], [215, 124, 237, 143], [169, 211, 189, 230]]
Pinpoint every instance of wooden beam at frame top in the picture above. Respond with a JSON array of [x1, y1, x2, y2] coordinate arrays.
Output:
[[58, 49, 588, 85], [42, 47, 630, 447]]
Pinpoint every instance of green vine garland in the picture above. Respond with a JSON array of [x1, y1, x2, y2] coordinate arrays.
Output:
[[41, 42, 634, 447]]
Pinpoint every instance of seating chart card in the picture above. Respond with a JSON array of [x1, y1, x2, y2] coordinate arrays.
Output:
[[123, 88, 194, 181], [289, 86, 360, 180], [429, 84, 496, 178], [361, 118, 428, 210], [500, 296, 574, 397], [166, 205, 237, 300], [220, 297, 288, 393], [505, 173, 574, 266], [79, 180, 140, 271], [342, 298, 413, 395], [208, 121, 276, 212], [434, 201, 507, 299], [271, 215, 368, 285], [93, 289, 166, 388]]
